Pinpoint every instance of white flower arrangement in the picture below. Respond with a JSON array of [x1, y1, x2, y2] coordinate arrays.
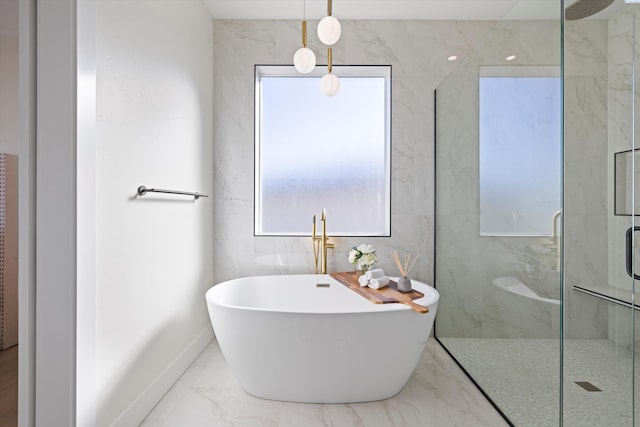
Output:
[[348, 244, 377, 270]]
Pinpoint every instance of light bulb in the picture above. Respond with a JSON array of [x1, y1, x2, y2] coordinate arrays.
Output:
[[293, 47, 316, 74], [320, 73, 340, 96], [317, 16, 341, 46]]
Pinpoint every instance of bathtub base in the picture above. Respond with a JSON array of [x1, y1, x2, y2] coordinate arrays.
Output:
[[206, 274, 438, 404], [212, 308, 432, 404], [242, 383, 406, 404]]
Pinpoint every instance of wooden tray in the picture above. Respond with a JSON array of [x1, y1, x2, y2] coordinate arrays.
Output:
[[330, 271, 429, 314]]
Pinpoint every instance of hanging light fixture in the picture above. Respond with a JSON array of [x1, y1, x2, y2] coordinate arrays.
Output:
[[320, 48, 340, 96], [293, 0, 316, 74], [317, 0, 341, 46]]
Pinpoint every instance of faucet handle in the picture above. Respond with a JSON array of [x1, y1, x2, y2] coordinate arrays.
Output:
[[325, 239, 335, 255]]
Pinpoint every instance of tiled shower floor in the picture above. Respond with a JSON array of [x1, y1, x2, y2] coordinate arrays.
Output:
[[439, 338, 638, 426], [141, 338, 508, 426]]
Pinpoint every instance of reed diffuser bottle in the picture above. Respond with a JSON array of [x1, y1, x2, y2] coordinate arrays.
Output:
[[393, 251, 419, 293]]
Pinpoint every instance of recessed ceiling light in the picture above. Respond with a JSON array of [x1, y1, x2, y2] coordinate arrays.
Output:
[[447, 55, 458, 61], [506, 55, 516, 61]]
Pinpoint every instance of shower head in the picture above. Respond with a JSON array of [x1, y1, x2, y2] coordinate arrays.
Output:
[[565, 0, 615, 21]]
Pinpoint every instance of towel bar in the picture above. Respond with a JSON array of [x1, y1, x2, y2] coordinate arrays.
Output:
[[137, 185, 208, 200]]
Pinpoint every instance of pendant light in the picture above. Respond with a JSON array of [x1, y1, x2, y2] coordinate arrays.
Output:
[[317, 0, 341, 46], [293, 0, 316, 74], [320, 48, 340, 96]]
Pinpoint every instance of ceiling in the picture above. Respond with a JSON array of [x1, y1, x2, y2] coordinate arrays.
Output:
[[202, 0, 625, 20], [0, 0, 627, 43]]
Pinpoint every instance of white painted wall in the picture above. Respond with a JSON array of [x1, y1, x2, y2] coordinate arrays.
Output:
[[95, 2, 214, 425], [36, 0, 78, 424], [77, 0, 97, 424], [0, 0, 20, 353], [17, 0, 36, 423], [0, 5, 19, 155]]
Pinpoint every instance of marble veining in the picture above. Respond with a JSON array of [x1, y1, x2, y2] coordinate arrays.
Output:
[[436, 18, 610, 340], [213, 19, 496, 286], [141, 338, 508, 427]]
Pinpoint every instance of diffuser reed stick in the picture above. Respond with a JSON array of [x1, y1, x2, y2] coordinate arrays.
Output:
[[392, 251, 419, 277]]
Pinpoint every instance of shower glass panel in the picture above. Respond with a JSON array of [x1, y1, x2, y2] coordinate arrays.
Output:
[[436, 0, 640, 425], [562, 1, 636, 423], [634, 6, 640, 424], [434, 6, 563, 427]]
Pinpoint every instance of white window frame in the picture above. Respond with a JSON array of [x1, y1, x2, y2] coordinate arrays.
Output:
[[254, 65, 392, 236]]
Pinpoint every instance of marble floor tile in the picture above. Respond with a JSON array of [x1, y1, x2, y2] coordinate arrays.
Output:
[[141, 338, 508, 427]]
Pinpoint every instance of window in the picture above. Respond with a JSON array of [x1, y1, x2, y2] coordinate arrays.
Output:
[[255, 65, 391, 236], [479, 66, 561, 236]]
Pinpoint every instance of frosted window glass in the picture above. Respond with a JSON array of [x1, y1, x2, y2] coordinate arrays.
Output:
[[255, 66, 391, 236], [479, 75, 561, 236]]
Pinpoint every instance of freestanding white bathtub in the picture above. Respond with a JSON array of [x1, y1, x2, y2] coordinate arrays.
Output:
[[205, 274, 439, 403]]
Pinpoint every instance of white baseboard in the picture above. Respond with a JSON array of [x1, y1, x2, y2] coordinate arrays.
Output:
[[110, 326, 214, 427]]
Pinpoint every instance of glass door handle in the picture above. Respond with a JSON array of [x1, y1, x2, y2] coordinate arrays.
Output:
[[626, 226, 640, 279]]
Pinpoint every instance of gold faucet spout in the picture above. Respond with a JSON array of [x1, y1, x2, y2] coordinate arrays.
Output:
[[312, 214, 320, 274], [312, 209, 333, 274]]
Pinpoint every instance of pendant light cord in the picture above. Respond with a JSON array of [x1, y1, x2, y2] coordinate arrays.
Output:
[[302, 0, 307, 47]]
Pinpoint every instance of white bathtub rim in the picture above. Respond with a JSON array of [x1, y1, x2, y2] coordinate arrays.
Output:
[[206, 273, 439, 315]]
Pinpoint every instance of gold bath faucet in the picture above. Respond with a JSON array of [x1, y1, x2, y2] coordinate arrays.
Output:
[[312, 209, 334, 274]]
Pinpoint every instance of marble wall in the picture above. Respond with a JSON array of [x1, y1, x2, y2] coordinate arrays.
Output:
[[608, 8, 636, 296], [212, 20, 493, 284], [212, 16, 629, 343], [435, 19, 610, 339], [606, 7, 640, 347], [564, 18, 610, 340]]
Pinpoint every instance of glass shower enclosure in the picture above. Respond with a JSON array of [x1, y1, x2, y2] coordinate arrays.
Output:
[[435, 0, 640, 425]]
